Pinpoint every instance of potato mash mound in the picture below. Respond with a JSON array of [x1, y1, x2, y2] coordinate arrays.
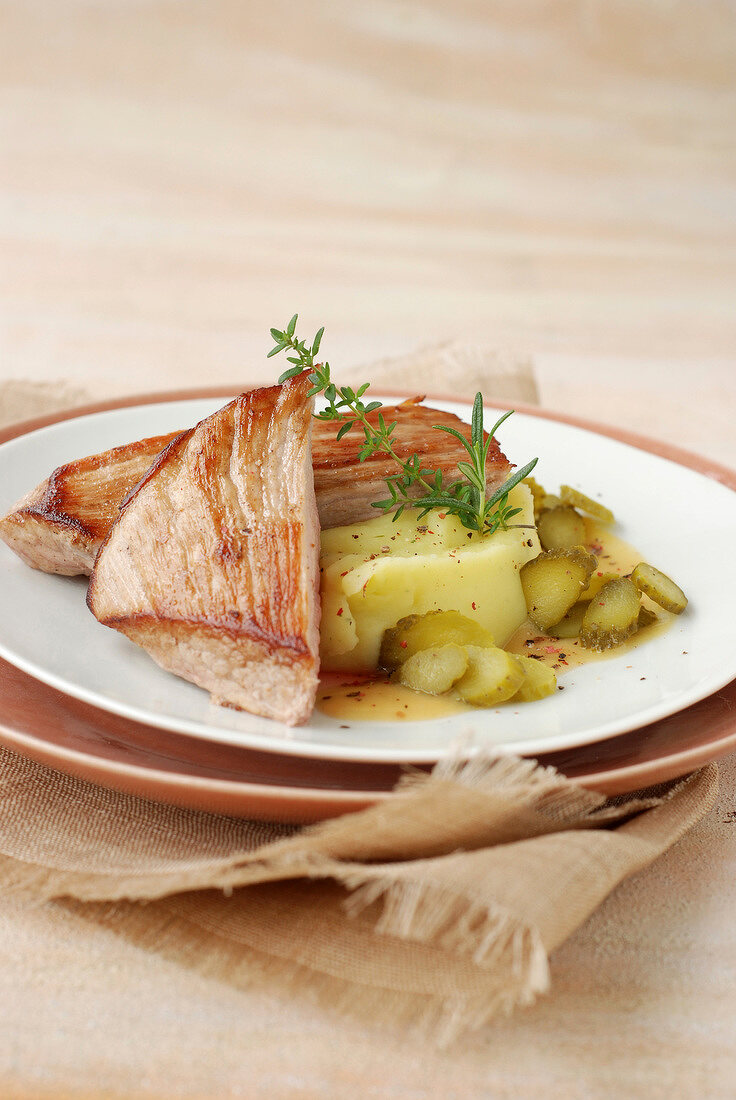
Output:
[[319, 483, 540, 672]]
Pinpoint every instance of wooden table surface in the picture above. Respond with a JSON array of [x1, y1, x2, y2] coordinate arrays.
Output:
[[1, 2, 735, 1097], [1, 0, 735, 461]]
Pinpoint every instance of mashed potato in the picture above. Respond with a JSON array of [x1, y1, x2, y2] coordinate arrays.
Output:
[[319, 483, 539, 672]]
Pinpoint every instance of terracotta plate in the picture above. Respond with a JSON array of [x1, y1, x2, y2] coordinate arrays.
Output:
[[0, 391, 734, 820], [2, 392, 736, 763], [1, 656, 735, 822]]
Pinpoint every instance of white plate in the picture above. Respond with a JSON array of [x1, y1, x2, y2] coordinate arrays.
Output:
[[0, 396, 735, 764]]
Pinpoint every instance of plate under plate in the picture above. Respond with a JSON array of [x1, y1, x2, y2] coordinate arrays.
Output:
[[0, 393, 735, 763]]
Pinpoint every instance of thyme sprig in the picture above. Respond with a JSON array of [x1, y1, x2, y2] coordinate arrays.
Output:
[[270, 315, 537, 535]]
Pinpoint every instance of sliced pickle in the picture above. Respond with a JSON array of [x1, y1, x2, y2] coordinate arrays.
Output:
[[455, 646, 525, 707], [524, 476, 547, 520], [548, 600, 587, 639], [397, 643, 469, 695], [520, 547, 597, 632], [580, 577, 641, 650], [631, 562, 688, 615], [637, 605, 658, 630], [379, 610, 496, 671], [579, 570, 620, 602], [511, 656, 557, 702], [559, 485, 614, 524], [537, 506, 586, 551]]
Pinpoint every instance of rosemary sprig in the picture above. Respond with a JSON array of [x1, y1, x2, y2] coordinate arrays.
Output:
[[270, 315, 537, 535]]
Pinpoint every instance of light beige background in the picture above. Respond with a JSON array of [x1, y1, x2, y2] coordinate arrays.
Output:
[[1, 0, 735, 461], [1, 1, 735, 1097]]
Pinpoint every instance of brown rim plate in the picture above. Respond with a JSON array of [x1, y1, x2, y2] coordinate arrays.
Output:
[[0, 390, 734, 820], [1, 654, 735, 820]]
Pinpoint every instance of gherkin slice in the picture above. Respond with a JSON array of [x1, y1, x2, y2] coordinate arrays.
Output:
[[397, 643, 469, 695], [537, 506, 586, 551], [524, 476, 547, 520], [631, 562, 688, 615], [520, 547, 597, 632], [379, 610, 496, 671], [580, 570, 620, 602], [548, 600, 587, 639], [511, 657, 557, 702], [455, 646, 525, 707], [637, 605, 658, 630], [581, 577, 641, 650], [559, 485, 614, 524]]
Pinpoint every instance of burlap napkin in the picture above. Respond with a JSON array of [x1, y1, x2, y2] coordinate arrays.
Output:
[[0, 350, 718, 1046]]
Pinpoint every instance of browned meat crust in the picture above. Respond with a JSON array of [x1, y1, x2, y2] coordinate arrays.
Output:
[[0, 433, 180, 575], [312, 397, 512, 526], [87, 376, 320, 725], [0, 396, 512, 575]]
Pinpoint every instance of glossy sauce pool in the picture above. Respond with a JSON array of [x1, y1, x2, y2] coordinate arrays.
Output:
[[315, 519, 674, 723]]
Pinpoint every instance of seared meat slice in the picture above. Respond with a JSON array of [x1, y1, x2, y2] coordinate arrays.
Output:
[[0, 432, 179, 576], [312, 397, 513, 527], [87, 376, 320, 725], [1, 396, 513, 575]]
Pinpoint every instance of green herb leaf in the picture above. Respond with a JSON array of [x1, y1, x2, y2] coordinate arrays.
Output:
[[267, 315, 537, 536], [335, 420, 354, 441], [471, 392, 484, 444], [277, 364, 304, 383], [485, 458, 538, 510]]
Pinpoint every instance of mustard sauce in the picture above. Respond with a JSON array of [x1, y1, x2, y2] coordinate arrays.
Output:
[[317, 673, 469, 722], [505, 519, 674, 673], [315, 518, 673, 722]]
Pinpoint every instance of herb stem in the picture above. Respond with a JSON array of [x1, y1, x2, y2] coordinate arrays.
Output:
[[269, 315, 537, 535]]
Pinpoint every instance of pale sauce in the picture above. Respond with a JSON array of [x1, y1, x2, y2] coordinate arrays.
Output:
[[315, 518, 673, 722], [317, 674, 468, 722]]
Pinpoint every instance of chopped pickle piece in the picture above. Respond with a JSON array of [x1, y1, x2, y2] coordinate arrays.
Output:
[[631, 562, 688, 615], [579, 570, 620, 602], [637, 605, 658, 629], [455, 646, 525, 706], [520, 547, 597, 632], [397, 643, 469, 695], [559, 485, 614, 524], [511, 656, 557, 702], [548, 600, 587, 639], [580, 577, 641, 650], [524, 476, 547, 520], [537, 506, 586, 551], [379, 610, 496, 671]]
